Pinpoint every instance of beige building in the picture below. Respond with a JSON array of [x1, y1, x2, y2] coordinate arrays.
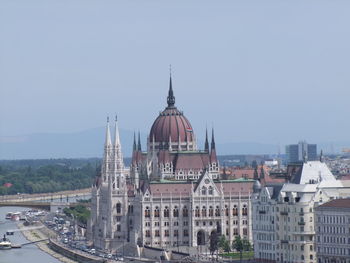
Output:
[[315, 198, 350, 263], [253, 160, 350, 263]]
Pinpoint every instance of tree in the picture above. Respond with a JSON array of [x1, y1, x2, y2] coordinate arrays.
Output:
[[232, 235, 244, 262], [242, 238, 252, 251], [209, 230, 219, 258], [218, 235, 231, 253]]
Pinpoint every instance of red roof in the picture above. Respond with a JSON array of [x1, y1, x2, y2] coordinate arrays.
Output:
[[318, 198, 350, 209], [149, 107, 195, 144], [3, 182, 12, 188]]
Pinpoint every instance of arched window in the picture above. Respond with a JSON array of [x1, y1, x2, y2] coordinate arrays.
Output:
[[195, 206, 200, 217], [145, 206, 150, 217], [215, 206, 220, 216], [173, 206, 179, 217], [201, 186, 207, 195], [209, 206, 214, 217], [116, 203, 121, 214], [208, 186, 213, 195], [154, 206, 160, 217], [242, 204, 248, 216], [233, 205, 238, 216], [225, 205, 229, 216], [202, 206, 207, 217], [183, 206, 188, 217], [164, 206, 170, 217]]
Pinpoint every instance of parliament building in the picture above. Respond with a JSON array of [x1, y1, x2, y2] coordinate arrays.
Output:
[[88, 76, 254, 254]]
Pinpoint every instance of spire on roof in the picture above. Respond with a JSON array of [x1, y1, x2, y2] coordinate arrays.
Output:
[[167, 66, 175, 108], [320, 149, 324, 162], [114, 115, 120, 147], [105, 116, 112, 146], [211, 127, 215, 150], [133, 131, 136, 151], [137, 131, 142, 151], [204, 128, 209, 152]]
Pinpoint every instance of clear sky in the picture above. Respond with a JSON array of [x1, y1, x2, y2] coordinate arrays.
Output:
[[1, 0, 349, 145]]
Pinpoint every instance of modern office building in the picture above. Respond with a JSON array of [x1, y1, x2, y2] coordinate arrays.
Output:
[[286, 141, 317, 164]]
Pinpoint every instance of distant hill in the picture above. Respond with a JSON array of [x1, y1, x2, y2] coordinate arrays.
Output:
[[0, 127, 348, 159]]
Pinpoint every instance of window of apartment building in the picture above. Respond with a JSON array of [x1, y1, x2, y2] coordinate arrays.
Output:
[[183, 221, 188, 226], [145, 230, 150, 237], [310, 245, 313, 251], [117, 224, 121, 232], [196, 221, 199, 226], [164, 230, 169, 237], [174, 221, 179, 226], [154, 221, 160, 227], [233, 228, 238, 235], [301, 245, 304, 251], [184, 229, 189, 237], [243, 228, 247, 236], [173, 206, 179, 217], [174, 230, 178, 237], [164, 206, 170, 217], [202, 186, 207, 195], [145, 222, 150, 227], [164, 222, 169, 226], [226, 221, 229, 225], [182, 206, 188, 217], [155, 230, 160, 237], [226, 229, 229, 236], [209, 221, 213, 226]]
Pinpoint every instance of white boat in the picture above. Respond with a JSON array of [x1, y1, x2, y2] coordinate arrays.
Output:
[[5, 212, 13, 220], [0, 235, 11, 250]]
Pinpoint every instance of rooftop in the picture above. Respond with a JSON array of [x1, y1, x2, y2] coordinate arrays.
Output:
[[317, 198, 350, 209]]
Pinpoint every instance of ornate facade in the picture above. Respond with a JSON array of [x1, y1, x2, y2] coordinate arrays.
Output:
[[89, 76, 254, 254]]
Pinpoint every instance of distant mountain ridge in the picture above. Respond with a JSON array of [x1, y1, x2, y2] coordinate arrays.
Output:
[[0, 127, 348, 159]]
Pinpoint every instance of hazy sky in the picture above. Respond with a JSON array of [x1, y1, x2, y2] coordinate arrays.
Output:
[[1, 0, 349, 145]]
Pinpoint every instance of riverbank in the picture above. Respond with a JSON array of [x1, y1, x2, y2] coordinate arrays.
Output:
[[18, 221, 77, 263], [1, 188, 90, 202]]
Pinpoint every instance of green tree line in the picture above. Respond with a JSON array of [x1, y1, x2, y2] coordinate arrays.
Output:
[[0, 162, 97, 195]]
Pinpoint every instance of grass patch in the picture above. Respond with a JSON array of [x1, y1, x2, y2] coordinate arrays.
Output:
[[221, 251, 254, 259]]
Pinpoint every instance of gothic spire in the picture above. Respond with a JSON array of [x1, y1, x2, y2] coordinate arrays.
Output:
[[133, 131, 136, 151], [114, 115, 121, 147], [211, 127, 216, 150], [204, 128, 209, 152], [167, 69, 175, 108], [137, 131, 142, 151], [105, 116, 112, 146]]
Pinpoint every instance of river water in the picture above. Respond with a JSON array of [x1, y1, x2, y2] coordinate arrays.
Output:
[[0, 206, 62, 263]]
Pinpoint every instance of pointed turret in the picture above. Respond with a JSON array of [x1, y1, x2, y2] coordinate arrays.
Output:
[[211, 127, 216, 150], [167, 72, 175, 108], [204, 128, 209, 152], [137, 131, 142, 151], [105, 117, 112, 146], [210, 128, 217, 163], [113, 115, 124, 173], [320, 149, 324, 162], [133, 132, 136, 152]]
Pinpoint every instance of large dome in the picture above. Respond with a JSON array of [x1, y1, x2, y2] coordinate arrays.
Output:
[[150, 107, 194, 144], [149, 76, 195, 146]]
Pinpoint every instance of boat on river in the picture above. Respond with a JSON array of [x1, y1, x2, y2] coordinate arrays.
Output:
[[0, 235, 11, 250]]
